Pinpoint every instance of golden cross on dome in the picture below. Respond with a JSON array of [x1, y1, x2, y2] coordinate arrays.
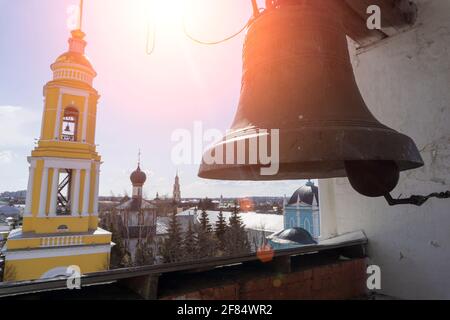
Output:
[[79, 0, 84, 30], [138, 149, 141, 167]]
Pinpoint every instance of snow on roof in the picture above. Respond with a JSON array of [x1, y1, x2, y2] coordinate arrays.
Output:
[[116, 198, 156, 210], [5, 228, 22, 239], [177, 208, 197, 216], [0, 205, 20, 217], [156, 215, 195, 236], [178, 209, 283, 233], [156, 219, 169, 235]]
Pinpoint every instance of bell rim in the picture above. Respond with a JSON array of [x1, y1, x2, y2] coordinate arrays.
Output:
[[198, 161, 424, 181], [198, 126, 424, 181]]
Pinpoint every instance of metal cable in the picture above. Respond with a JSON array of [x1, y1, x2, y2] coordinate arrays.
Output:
[[182, 0, 265, 45], [146, 1, 265, 53], [182, 17, 251, 45]]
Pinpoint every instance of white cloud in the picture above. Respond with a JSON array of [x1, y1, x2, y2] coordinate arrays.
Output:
[[0, 105, 41, 148], [181, 179, 306, 198], [0, 150, 15, 164]]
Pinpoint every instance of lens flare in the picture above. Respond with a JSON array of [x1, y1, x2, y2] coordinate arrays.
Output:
[[257, 244, 274, 263]]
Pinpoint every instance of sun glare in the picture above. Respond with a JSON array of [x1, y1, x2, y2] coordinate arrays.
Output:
[[123, 0, 250, 52], [147, 0, 187, 25]]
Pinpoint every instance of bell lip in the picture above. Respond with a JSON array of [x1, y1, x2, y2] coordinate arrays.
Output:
[[198, 161, 424, 181], [197, 127, 424, 181]]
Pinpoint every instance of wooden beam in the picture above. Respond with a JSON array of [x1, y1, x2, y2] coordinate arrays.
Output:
[[119, 274, 160, 300], [339, 0, 417, 47], [330, 0, 387, 47]]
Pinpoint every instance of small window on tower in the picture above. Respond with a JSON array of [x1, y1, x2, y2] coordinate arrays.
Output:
[[61, 107, 79, 141]]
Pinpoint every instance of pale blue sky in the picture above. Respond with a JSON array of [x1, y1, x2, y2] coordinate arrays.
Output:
[[0, 0, 307, 198]]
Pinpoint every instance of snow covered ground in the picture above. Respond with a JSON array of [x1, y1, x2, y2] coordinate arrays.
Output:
[[178, 209, 284, 233]]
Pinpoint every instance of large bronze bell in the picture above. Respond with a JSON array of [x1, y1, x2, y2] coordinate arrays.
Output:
[[198, 1, 423, 197]]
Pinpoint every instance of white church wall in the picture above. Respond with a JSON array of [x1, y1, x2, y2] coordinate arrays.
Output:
[[319, 0, 450, 299]]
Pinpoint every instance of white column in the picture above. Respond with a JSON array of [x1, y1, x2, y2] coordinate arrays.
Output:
[[82, 169, 90, 216], [93, 164, 100, 216], [38, 167, 49, 217], [49, 168, 59, 216], [318, 179, 338, 240], [313, 211, 320, 239], [40, 97, 46, 139], [24, 166, 35, 217], [71, 169, 81, 215], [54, 93, 63, 140], [82, 96, 89, 142]]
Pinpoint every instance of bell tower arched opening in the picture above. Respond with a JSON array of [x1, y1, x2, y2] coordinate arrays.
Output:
[[61, 107, 79, 142], [56, 169, 73, 216]]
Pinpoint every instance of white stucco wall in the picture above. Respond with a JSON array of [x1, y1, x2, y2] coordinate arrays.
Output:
[[319, 0, 450, 299]]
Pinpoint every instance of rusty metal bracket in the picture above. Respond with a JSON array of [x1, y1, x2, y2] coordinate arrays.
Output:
[[385, 191, 450, 206]]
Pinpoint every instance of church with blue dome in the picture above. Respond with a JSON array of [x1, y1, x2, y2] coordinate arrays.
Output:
[[283, 180, 320, 240], [267, 181, 320, 250]]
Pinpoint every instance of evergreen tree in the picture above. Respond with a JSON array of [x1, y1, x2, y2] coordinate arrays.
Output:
[[134, 234, 154, 266], [196, 224, 217, 259], [195, 208, 217, 258], [198, 211, 215, 258], [224, 204, 251, 256], [101, 209, 132, 268], [160, 212, 183, 263], [199, 208, 212, 233], [110, 220, 132, 268], [215, 209, 227, 253], [182, 220, 198, 261]]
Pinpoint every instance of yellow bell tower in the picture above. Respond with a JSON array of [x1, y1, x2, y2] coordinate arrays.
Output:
[[2, 2, 112, 282]]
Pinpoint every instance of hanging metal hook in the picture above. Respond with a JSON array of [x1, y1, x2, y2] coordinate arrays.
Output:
[[146, 21, 156, 55], [251, 0, 260, 18], [385, 191, 450, 206]]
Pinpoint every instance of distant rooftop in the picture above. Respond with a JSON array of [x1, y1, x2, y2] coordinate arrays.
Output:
[[0, 205, 20, 217]]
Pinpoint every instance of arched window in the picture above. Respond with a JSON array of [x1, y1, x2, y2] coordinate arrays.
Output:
[[290, 218, 295, 228], [304, 219, 311, 234], [56, 169, 72, 216], [61, 107, 79, 141]]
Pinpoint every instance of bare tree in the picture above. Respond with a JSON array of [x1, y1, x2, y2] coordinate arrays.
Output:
[[251, 223, 268, 252]]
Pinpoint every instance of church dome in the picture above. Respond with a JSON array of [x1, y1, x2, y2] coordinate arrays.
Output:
[[54, 51, 94, 70], [287, 180, 319, 206], [52, 30, 94, 71], [273, 227, 317, 244], [130, 165, 147, 186], [50, 30, 96, 85]]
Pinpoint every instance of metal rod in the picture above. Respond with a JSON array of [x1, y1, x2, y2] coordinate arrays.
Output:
[[251, 0, 259, 17]]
